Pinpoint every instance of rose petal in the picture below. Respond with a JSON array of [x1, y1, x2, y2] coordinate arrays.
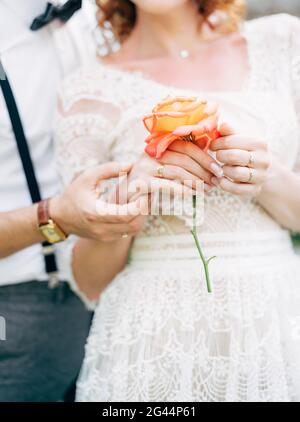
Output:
[[155, 134, 178, 158], [145, 132, 165, 144], [186, 101, 219, 125], [194, 134, 211, 150], [144, 112, 189, 133], [173, 115, 218, 136], [191, 115, 219, 136], [154, 96, 197, 113], [145, 133, 169, 157], [195, 128, 220, 151], [143, 115, 156, 132], [180, 98, 206, 113], [145, 133, 177, 158], [153, 112, 189, 133], [186, 103, 207, 125], [153, 112, 188, 118]]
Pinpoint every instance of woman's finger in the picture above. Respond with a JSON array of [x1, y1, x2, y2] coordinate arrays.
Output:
[[216, 149, 270, 168], [222, 166, 266, 184], [216, 149, 251, 166], [96, 197, 148, 221], [128, 176, 198, 200], [210, 136, 268, 152], [158, 150, 214, 185], [155, 164, 204, 190], [211, 177, 261, 196], [218, 122, 235, 136], [168, 139, 224, 177]]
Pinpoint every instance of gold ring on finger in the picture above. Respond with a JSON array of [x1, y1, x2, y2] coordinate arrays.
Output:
[[156, 165, 165, 178]]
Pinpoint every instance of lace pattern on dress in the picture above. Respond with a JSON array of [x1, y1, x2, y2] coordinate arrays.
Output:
[[54, 14, 300, 400]]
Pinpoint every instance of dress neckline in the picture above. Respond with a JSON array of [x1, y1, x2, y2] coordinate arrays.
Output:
[[94, 20, 257, 97]]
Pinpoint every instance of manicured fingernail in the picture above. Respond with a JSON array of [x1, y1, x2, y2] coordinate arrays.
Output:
[[211, 163, 224, 177], [211, 177, 220, 187]]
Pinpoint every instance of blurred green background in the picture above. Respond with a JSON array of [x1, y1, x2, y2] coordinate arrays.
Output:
[[247, 0, 300, 18]]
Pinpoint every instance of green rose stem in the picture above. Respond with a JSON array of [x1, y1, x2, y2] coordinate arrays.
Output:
[[190, 195, 215, 293]]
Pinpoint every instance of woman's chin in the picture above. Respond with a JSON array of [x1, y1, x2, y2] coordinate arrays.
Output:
[[132, 0, 189, 15]]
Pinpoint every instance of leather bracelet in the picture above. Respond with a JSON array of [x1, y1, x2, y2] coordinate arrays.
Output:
[[37, 198, 51, 226], [37, 198, 68, 242]]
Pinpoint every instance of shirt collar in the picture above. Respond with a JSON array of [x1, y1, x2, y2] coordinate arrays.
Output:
[[0, 0, 52, 54]]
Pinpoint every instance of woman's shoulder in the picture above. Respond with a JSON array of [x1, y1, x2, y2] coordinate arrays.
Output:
[[58, 59, 117, 112], [245, 13, 300, 44]]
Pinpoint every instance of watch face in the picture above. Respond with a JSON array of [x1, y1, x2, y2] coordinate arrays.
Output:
[[40, 223, 66, 244]]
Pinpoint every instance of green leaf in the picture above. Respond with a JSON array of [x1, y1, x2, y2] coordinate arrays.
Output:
[[207, 256, 217, 266]]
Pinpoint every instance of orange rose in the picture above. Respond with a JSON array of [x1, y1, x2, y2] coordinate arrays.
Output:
[[144, 96, 220, 159]]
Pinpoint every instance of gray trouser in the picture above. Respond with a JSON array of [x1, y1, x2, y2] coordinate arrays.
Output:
[[0, 281, 92, 402]]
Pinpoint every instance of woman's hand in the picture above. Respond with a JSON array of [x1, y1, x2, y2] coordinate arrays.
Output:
[[210, 133, 271, 197], [127, 140, 224, 198]]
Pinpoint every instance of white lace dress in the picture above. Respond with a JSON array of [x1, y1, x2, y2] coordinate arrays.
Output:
[[55, 14, 300, 402]]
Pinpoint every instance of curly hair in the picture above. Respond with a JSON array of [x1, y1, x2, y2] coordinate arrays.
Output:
[[96, 0, 246, 43]]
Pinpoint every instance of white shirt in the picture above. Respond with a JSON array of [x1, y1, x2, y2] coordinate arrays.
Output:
[[0, 0, 96, 285]]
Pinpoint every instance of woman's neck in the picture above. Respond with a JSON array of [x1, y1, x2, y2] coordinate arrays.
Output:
[[127, 3, 205, 60]]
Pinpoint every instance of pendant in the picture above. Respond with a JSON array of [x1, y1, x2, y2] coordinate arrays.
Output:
[[179, 49, 190, 59]]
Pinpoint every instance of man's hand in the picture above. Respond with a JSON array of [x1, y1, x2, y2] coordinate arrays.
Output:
[[51, 162, 146, 242]]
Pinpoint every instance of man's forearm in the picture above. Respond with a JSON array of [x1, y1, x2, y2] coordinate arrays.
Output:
[[0, 204, 43, 258], [0, 163, 145, 260]]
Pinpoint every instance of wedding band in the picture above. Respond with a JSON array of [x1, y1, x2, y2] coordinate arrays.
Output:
[[248, 153, 255, 167], [247, 168, 254, 183], [156, 165, 165, 178], [121, 233, 129, 239]]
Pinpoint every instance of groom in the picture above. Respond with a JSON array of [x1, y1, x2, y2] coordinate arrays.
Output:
[[0, 0, 143, 402]]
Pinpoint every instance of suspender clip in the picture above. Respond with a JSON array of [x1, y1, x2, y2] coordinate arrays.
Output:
[[48, 272, 60, 289]]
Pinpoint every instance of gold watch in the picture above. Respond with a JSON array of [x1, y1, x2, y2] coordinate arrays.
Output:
[[37, 198, 67, 244]]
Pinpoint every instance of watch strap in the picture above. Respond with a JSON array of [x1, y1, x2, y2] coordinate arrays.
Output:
[[37, 198, 67, 240], [38, 198, 51, 226]]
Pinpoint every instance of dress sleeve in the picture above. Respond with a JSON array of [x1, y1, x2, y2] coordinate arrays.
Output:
[[54, 69, 122, 309], [54, 73, 121, 187], [290, 16, 300, 172]]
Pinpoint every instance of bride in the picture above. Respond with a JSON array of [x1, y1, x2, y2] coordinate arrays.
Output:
[[55, 0, 300, 402]]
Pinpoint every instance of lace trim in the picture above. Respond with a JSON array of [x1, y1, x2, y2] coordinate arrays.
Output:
[[51, 15, 300, 401], [76, 253, 300, 401]]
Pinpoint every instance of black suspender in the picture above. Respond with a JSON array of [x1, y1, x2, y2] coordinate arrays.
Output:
[[0, 60, 59, 286]]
